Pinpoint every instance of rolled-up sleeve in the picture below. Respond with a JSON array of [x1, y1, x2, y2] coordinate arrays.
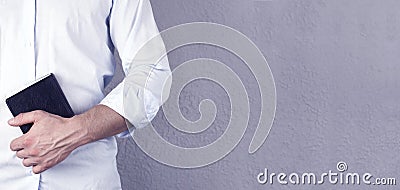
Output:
[[100, 0, 171, 137]]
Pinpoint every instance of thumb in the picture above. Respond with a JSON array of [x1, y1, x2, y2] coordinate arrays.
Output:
[[8, 110, 45, 126]]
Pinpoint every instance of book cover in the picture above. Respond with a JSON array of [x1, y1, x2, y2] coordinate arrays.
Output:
[[5, 73, 74, 134]]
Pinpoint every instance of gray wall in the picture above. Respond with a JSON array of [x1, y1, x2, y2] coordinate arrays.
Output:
[[112, 0, 400, 189]]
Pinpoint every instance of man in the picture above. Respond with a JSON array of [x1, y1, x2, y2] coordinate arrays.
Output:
[[0, 0, 171, 189]]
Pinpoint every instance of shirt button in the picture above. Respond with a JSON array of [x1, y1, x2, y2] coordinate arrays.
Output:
[[25, 41, 33, 47], [27, 169, 34, 175]]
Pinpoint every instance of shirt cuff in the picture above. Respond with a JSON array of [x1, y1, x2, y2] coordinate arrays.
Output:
[[99, 79, 160, 138]]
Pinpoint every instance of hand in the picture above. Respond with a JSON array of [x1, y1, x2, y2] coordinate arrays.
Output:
[[8, 110, 88, 174]]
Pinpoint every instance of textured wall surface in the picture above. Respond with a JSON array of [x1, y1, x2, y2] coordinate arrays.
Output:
[[110, 0, 400, 189]]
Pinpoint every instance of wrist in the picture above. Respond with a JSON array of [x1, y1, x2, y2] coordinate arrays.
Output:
[[69, 114, 94, 148]]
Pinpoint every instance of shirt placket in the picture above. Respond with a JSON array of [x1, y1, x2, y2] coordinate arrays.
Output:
[[23, 0, 41, 180], [23, 0, 37, 81]]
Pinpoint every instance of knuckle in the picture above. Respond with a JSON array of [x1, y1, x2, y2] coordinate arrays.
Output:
[[22, 159, 31, 167], [33, 110, 41, 118], [34, 110, 49, 120], [33, 166, 41, 174], [41, 164, 49, 172], [28, 149, 39, 157], [44, 163, 49, 169], [36, 110, 45, 115], [16, 151, 24, 159], [16, 113, 24, 122], [22, 137, 33, 147]]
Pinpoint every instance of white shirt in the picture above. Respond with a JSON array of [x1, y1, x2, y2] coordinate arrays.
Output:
[[0, 0, 170, 189]]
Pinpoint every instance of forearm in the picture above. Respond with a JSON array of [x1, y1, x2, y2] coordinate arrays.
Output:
[[72, 105, 127, 148]]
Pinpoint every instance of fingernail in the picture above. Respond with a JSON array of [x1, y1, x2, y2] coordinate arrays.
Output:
[[8, 118, 15, 124]]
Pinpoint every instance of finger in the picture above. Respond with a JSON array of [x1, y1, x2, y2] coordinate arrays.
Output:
[[10, 136, 27, 151], [32, 164, 48, 174], [16, 147, 40, 158], [22, 157, 39, 167], [8, 110, 46, 126], [16, 149, 28, 159]]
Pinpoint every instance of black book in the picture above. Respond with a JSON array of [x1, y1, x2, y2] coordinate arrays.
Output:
[[6, 73, 74, 134]]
